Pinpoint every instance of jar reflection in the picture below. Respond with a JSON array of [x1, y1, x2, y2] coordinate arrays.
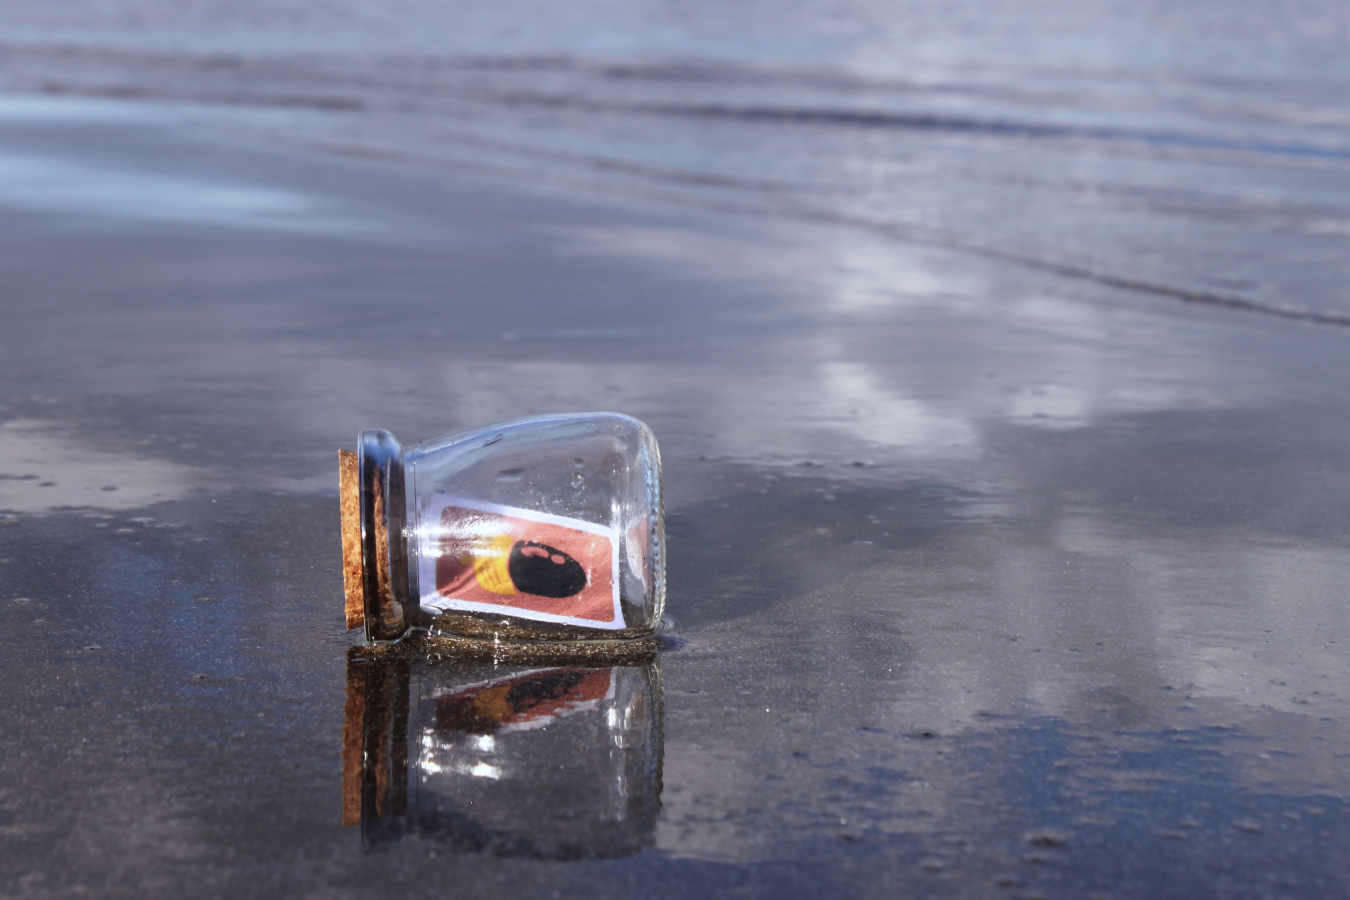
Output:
[[342, 650, 663, 859]]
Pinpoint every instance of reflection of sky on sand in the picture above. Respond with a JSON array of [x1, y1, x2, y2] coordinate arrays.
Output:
[[655, 515, 1350, 861], [7, 0, 1349, 325], [520, 211, 1350, 864], [0, 150, 369, 232], [0, 418, 203, 513], [233, 246, 1261, 494], [2, 77, 1350, 892], [647, 404, 1350, 863]]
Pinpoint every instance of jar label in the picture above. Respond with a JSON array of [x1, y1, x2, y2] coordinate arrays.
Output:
[[419, 495, 623, 629]]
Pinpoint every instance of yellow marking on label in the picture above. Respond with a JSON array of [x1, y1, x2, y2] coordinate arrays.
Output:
[[472, 534, 517, 595]]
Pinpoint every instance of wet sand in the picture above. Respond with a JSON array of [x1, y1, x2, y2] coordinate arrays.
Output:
[[1, 87, 1349, 898]]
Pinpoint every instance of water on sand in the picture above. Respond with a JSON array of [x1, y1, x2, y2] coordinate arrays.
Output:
[[1, 3, 1349, 898]]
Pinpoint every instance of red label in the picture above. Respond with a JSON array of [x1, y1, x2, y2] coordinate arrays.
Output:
[[419, 496, 621, 628]]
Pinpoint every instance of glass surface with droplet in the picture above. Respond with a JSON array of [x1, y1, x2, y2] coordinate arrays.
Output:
[[344, 413, 664, 649]]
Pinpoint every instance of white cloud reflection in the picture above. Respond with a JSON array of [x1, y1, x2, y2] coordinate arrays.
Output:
[[0, 151, 369, 232], [0, 418, 202, 513]]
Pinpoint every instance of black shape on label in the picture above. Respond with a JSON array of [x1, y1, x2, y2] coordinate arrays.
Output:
[[509, 540, 588, 598]]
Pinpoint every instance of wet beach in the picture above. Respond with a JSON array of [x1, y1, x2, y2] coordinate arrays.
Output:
[[2, 3, 1350, 898]]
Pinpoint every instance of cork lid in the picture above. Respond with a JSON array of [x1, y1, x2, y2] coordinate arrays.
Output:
[[339, 448, 364, 630]]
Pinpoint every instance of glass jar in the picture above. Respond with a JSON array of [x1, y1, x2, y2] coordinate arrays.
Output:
[[341, 413, 665, 652]]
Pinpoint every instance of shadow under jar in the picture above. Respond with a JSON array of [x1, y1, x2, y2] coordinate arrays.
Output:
[[341, 413, 665, 660]]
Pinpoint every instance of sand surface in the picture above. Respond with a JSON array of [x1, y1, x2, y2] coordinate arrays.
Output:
[[1, 4, 1349, 897]]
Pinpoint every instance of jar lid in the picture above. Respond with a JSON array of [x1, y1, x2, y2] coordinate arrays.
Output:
[[338, 448, 364, 631]]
